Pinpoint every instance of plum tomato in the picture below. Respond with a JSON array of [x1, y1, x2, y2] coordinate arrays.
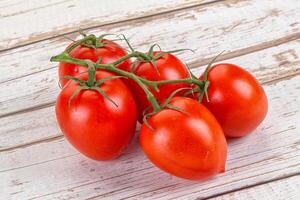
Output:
[[56, 70, 137, 160], [199, 63, 268, 137], [140, 97, 227, 180], [128, 52, 191, 122], [59, 39, 131, 87]]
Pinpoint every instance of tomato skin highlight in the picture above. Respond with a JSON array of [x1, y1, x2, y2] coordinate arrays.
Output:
[[200, 63, 268, 138], [140, 97, 227, 180], [56, 71, 137, 160], [59, 39, 131, 87], [127, 52, 191, 122]]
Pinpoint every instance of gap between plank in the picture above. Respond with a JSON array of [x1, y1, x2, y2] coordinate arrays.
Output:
[[204, 173, 300, 200], [0, 134, 62, 153], [190, 32, 300, 68], [0, 0, 225, 53]]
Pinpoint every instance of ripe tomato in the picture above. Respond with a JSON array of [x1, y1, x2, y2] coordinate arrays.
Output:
[[128, 52, 191, 122], [140, 97, 227, 180], [56, 71, 137, 160], [59, 39, 131, 87], [200, 63, 268, 137]]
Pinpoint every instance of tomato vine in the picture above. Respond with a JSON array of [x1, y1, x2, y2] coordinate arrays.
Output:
[[50, 33, 209, 114]]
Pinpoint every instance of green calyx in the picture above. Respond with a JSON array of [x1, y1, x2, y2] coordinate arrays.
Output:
[[79, 34, 105, 49], [65, 61, 124, 109], [142, 87, 191, 130], [120, 34, 194, 76], [182, 51, 225, 102], [63, 32, 118, 54], [131, 44, 195, 76]]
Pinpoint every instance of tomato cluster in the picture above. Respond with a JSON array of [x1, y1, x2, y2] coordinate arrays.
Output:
[[51, 34, 268, 180]]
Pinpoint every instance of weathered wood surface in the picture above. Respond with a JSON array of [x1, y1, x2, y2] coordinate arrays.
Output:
[[1, 0, 300, 199], [210, 175, 300, 200], [1, 38, 299, 152], [1, 75, 299, 199], [0, 0, 216, 51], [0, 0, 300, 116]]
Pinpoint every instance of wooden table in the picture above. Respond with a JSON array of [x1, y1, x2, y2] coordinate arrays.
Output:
[[1, 0, 300, 199]]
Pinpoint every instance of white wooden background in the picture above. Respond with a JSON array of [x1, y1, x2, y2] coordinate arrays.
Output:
[[0, 0, 300, 199]]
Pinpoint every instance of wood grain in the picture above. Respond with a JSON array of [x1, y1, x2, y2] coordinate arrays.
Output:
[[1, 75, 299, 199], [210, 175, 300, 200], [1, 0, 300, 84], [0, 0, 217, 51], [1, 38, 299, 152], [1, 0, 300, 199], [0, 0, 300, 117]]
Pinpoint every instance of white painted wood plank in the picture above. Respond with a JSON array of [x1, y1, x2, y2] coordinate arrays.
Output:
[[1, 38, 299, 151], [0, 106, 60, 151], [0, 0, 300, 116], [210, 175, 300, 200], [0, 0, 214, 51], [0, 75, 299, 199], [1, 0, 300, 84]]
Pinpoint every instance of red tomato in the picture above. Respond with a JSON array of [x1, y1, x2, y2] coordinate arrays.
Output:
[[140, 97, 227, 180], [128, 52, 191, 122], [59, 39, 131, 87], [200, 63, 268, 137], [56, 71, 137, 160]]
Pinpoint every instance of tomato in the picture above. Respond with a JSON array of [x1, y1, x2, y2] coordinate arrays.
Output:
[[59, 39, 131, 87], [199, 63, 268, 137], [140, 97, 227, 180], [128, 52, 191, 122], [56, 71, 137, 160]]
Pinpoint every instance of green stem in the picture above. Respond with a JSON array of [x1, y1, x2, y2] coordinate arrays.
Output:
[[51, 52, 161, 111], [102, 64, 161, 111], [50, 50, 205, 112], [110, 51, 149, 66], [151, 78, 204, 87], [51, 52, 88, 66], [86, 61, 96, 87]]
